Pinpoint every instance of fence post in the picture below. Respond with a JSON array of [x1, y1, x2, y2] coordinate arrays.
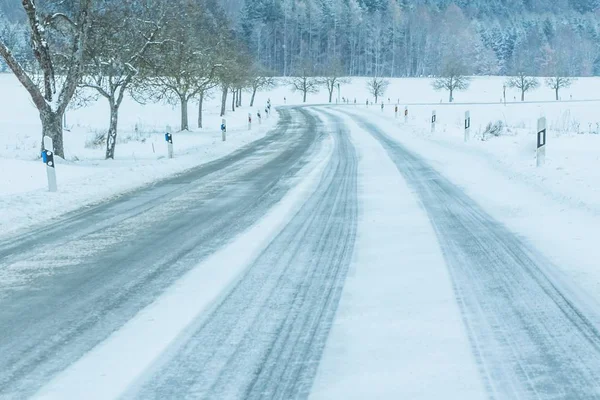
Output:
[[42, 136, 57, 192], [537, 117, 547, 167], [165, 132, 173, 159], [464, 111, 471, 142]]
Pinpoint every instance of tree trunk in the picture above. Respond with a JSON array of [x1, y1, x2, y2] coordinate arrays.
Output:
[[449, 88, 453, 103], [40, 110, 64, 158], [250, 87, 257, 107], [105, 101, 119, 159], [375, 94, 378, 103], [220, 86, 228, 117], [556, 87, 559, 101], [238, 90, 242, 107], [198, 92, 204, 129], [328, 87, 333, 103], [180, 96, 189, 131], [231, 90, 236, 112], [303, 89, 307, 103], [521, 90, 525, 102]]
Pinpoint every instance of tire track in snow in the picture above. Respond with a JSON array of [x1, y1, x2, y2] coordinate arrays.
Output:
[[345, 110, 600, 399], [126, 109, 358, 400], [0, 108, 321, 399]]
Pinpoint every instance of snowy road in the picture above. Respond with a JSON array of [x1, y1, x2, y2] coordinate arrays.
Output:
[[341, 109, 600, 399], [0, 108, 327, 398], [2, 106, 600, 399]]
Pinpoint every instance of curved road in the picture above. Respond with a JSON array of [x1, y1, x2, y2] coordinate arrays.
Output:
[[2, 105, 600, 399], [0, 107, 350, 398]]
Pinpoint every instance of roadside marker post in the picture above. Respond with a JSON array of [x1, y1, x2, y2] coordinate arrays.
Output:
[[42, 136, 57, 192], [395, 105, 398, 119], [465, 111, 471, 142], [248, 113, 252, 130], [431, 110, 437, 133], [165, 132, 173, 159], [404, 106, 408, 123], [257, 111, 262, 125], [221, 119, 227, 142], [537, 117, 547, 167]]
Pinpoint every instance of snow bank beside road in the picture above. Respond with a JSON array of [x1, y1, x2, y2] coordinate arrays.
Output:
[[0, 71, 279, 238]]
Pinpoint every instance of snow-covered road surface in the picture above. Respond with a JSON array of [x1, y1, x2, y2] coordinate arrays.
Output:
[[2, 106, 600, 399], [339, 109, 600, 399]]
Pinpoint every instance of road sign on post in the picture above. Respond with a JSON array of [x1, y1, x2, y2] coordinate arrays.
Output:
[[465, 111, 471, 142], [42, 136, 57, 192], [431, 110, 437, 133], [221, 119, 227, 141], [537, 117, 547, 167], [165, 132, 173, 159]]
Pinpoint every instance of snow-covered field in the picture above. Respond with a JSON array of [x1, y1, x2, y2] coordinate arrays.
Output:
[[2, 71, 599, 252], [0, 73, 279, 237]]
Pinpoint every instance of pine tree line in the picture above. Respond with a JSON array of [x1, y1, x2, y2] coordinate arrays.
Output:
[[239, 0, 600, 77]]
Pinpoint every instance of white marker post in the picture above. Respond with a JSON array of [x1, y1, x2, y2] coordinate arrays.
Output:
[[464, 111, 471, 142], [42, 136, 57, 192], [221, 119, 227, 142], [248, 113, 252, 130], [395, 106, 399, 119], [431, 110, 437, 133], [404, 106, 408, 123], [537, 117, 547, 167], [165, 132, 173, 159]]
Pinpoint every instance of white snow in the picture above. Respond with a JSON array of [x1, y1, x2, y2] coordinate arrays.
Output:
[[0, 73, 279, 238], [344, 104, 600, 322], [32, 132, 334, 400], [309, 110, 486, 399]]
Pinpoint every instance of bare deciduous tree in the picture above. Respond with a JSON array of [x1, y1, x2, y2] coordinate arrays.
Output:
[[322, 58, 350, 103], [545, 76, 573, 101], [135, 2, 221, 131], [290, 61, 321, 103], [506, 73, 540, 101], [0, 0, 92, 158], [367, 76, 389, 104], [81, 3, 164, 159], [432, 60, 471, 103], [249, 67, 276, 107]]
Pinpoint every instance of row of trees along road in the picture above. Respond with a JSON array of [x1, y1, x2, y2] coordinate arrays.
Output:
[[0, 0, 582, 160], [0, 0, 274, 160]]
